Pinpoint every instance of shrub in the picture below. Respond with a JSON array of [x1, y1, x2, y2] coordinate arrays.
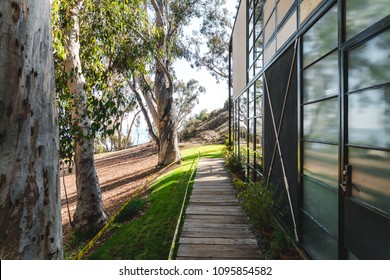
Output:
[[237, 180, 277, 229], [224, 151, 244, 173]]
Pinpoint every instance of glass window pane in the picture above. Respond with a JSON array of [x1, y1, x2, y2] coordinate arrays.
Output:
[[303, 142, 338, 189], [255, 96, 263, 117], [255, 1, 263, 22], [304, 97, 339, 143], [255, 54, 263, 74], [303, 51, 338, 103], [249, 14, 254, 35], [303, 177, 338, 237], [249, 149, 255, 166], [301, 213, 338, 260], [349, 148, 390, 215], [254, 150, 263, 172], [249, 101, 255, 118], [256, 117, 263, 149], [249, 47, 254, 66], [302, 5, 338, 67], [248, 65, 254, 81], [346, 0, 390, 40], [348, 30, 390, 92], [255, 33, 264, 57], [349, 87, 390, 149]]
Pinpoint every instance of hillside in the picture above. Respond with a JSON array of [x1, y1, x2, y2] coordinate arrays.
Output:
[[180, 107, 229, 144]]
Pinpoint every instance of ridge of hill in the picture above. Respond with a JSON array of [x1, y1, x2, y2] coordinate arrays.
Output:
[[180, 107, 228, 144]]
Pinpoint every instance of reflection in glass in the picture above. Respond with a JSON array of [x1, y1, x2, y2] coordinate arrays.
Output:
[[303, 177, 338, 237], [249, 149, 255, 166], [255, 19, 263, 40], [346, 0, 390, 40], [303, 51, 338, 103], [256, 117, 263, 144], [349, 87, 390, 149], [302, 5, 337, 67], [303, 142, 338, 189], [254, 150, 263, 172], [348, 30, 390, 91], [301, 213, 338, 260], [255, 0, 263, 22], [349, 148, 390, 215], [304, 97, 339, 143], [249, 101, 255, 118], [248, 119, 255, 145]]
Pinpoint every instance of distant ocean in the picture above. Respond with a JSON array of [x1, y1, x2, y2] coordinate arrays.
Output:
[[129, 128, 151, 146]]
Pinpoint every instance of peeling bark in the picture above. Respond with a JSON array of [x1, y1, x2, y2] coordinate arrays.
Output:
[[64, 1, 107, 235], [0, 0, 62, 259], [153, 0, 180, 166]]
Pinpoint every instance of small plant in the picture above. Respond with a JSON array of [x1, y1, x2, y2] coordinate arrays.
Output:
[[270, 226, 290, 256], [238, 180, 277, 230], [224, 150, 244, 174]]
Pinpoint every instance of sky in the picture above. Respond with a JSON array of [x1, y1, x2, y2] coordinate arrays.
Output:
[[173, 59, 228, 115], [127, 0, 237, 138]]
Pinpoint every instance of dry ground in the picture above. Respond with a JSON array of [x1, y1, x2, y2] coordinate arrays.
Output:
[[61, 142, 163, 244]]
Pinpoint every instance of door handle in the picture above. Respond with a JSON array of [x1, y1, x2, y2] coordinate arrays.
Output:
[[340, 165, 352, 197]]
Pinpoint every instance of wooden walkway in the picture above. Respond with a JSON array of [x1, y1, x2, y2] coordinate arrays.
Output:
[[176, 158, 262, 260]]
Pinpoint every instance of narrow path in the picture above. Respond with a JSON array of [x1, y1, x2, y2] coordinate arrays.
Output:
[[176, 158, 262, 260]]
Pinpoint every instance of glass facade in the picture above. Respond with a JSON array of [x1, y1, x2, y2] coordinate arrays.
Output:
[[230, 0, 390, 259]]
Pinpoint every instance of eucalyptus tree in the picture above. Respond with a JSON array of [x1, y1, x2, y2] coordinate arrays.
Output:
[[187, 0, 233, 82], [124, 0, 209, 166], [53, 0, 145, 235], [174, 79, 205, 130], [0, 0, 62, 259]]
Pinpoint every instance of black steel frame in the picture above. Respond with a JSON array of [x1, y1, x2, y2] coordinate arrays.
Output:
[[228, 0, 390, 259]]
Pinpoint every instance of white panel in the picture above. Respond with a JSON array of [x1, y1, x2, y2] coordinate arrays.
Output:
[[232, 0, 247, 98]]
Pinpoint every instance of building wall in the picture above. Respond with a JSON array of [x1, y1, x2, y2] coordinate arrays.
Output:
[[232, 0, 247, 98], [230, 0, 390, 260]]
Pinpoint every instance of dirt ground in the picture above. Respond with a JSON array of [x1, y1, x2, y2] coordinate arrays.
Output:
[[60, 142, 165, 244]]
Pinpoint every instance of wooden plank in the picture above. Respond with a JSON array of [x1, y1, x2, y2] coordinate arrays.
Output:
[[185, 210, 243, 216], [186, 205, 242, 212], [181, 229, 254, 239], [184, 215, 249, 224], [179, 237, 257, 245], [177, 244, 262, 259], [189, 201, 240, 206], [183, 223, 250, 229], [176, 158, 262, 260]]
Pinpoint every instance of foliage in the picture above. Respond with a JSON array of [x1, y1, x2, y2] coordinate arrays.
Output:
[[224, 150, 244, 174], [174, 79, 205, 129], [237, 180, 278, 229], [52, 0, 147, 166], [87, 145, 223, 259], [270, 226, 291, 256], [185, 0, 237, 82]]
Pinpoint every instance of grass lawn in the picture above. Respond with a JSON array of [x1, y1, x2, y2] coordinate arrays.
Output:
[[88, 144, 224, 259]]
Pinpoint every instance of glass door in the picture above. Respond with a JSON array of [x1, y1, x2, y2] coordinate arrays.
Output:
[[342, 26, 390, 259]]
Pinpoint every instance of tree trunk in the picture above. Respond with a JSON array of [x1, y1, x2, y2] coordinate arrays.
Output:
[[155, 71, 180, 166], [0, 0, 62, 259], [153, 0, 180, 166], [64, 1, 107, 235]]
